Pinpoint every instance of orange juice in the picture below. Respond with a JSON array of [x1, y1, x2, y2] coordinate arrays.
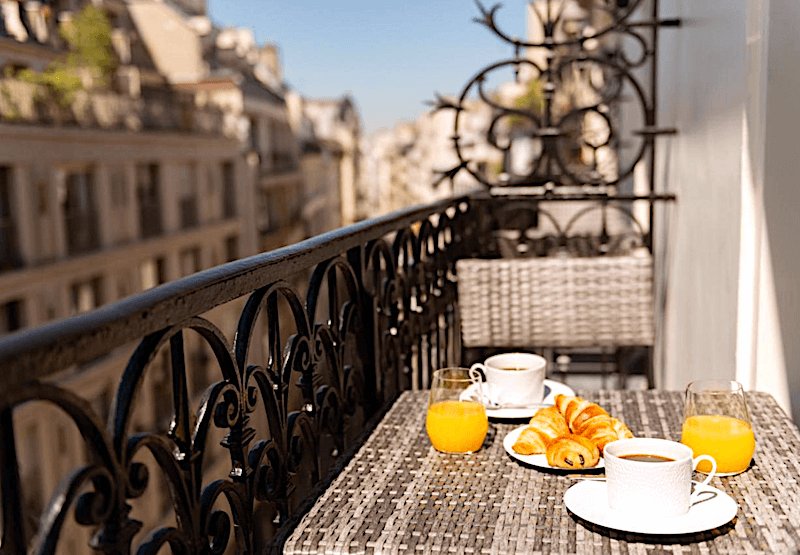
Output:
[[681, 414, 755, 474], [426, 400, 488, 453]]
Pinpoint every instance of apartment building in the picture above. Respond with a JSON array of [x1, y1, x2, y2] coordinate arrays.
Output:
[[287, 92, 363, 234], [359, 103, 489, 218], [0, 0, 347, 546]]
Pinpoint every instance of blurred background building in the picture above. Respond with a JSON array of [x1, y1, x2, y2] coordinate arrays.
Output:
[[0, 0, 361, 543]]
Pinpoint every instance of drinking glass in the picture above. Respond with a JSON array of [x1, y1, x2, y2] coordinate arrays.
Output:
[[680, 379, 756, 475], [426, 368, 488, 454]]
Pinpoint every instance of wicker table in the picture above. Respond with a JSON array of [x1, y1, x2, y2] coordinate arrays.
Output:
[[284, 390, 800, 554]]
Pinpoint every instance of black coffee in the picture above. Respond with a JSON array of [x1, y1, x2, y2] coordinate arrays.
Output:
[[498, 367, 528, 372], [620, 454, 675, 463]]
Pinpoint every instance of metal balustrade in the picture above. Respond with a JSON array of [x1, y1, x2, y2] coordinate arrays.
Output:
[[0, 195, 475, 553]]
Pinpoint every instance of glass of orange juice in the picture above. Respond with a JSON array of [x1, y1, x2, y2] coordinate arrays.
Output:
[[426, 368, 488, 454], [680, 380, 756, 475]]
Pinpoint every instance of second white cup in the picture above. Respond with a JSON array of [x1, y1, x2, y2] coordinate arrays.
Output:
[[604, 437, 717, 517], [470, 352, 546, 406]]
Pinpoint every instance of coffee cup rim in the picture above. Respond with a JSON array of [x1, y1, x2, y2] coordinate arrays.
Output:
[[604, 437, 693, 464], [483, 352, 546, 372]]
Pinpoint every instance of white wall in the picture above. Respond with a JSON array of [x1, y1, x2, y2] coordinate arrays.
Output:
[[657, 1, 747, 390], [756, 0, 800, 421], [658, 0, 800, 421]]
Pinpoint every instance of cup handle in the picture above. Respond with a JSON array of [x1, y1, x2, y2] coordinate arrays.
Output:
[[469, 363, 486, 383], [467, 365, 486, 403], [689, 455, 717, 503]]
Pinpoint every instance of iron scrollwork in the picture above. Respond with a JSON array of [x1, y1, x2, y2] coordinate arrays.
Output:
[[433, 0, 678, 194], [0, 200, 473, 553]]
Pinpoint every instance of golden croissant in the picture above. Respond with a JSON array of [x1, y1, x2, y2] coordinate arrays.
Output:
[[512, 406, 570, 455], [554, 394, 609, 432], [574, 415, 634, 453], [546, 434, 600, 469]]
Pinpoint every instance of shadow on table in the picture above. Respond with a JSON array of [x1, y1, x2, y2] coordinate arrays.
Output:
[[482, 424, 498, 449], [567, 512, 738, 544]]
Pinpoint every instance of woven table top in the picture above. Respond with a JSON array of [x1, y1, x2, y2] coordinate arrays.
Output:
[[284, 390, 800, 554]]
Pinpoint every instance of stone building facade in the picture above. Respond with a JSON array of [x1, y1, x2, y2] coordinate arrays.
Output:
[[0, 0, 358, 544]]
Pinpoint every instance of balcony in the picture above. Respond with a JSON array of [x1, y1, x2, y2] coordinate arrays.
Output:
[[0, 77, 231, 136], [0, 192, 667, 551], [265, 151, 298, 175]]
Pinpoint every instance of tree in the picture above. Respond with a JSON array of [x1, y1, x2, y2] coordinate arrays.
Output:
[[16, 4, 117, 109]]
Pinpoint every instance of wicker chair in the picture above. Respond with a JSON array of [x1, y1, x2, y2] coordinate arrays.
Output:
[[457, 202, 656, 388]]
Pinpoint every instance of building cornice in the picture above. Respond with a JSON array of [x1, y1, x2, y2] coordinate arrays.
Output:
[[0, 123, 240, 149], [0, 37, 60, 62], [0, 219, 241, 295]]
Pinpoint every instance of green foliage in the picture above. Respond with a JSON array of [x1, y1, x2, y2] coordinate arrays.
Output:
[[61, 4, 117, 83], [18, 65, 82, 108], [514, 79, 545, 114], [14, 4, 116, 109], [508, 79, 545, 129]]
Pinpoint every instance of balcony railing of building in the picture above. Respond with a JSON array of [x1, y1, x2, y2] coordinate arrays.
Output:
[[0, 191, 674, 552], [0, 78, 233, 137], [266, 151, 298, 175], [0, 194, 466, 552]]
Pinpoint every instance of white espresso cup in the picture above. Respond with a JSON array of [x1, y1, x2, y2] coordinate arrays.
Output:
[[470, 352, 546, 406], [604, 437, 717, 517]]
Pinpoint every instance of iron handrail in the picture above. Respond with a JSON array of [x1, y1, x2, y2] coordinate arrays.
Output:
[[0, 195, 469, 390]]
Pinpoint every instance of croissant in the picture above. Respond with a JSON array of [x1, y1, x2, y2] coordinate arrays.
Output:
[[574, 415, 634, 453], [554, 394, 609, 432], [512, 406, 570, 455], [546, 434, 600, 469]]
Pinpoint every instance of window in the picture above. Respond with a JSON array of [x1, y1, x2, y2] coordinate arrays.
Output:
[[63, 169, 100, 255], [249, 117, 260, 151], [179, 247, 202, 276], [69, 276, 103, 315], [35, 182, 48, 215], [177, 164, 199, 229], [258, 188, 286, 233], [151, 351, 172, 427], [224, 235, 238, 262], [91, 386, 112, 424], [0, 299, 23, 334], [136, 163, 162, 238], [222, 161, 236, 218], [110, 167, 127, 207], [140, 257, 166, 290], [20, 423, 43, 528], [0, 166, 21, 270], [190, 345, 212, 396]]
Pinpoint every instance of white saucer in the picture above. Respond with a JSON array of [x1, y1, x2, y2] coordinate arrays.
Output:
[[503, 425, 605, 471], [462, 380, 575, 419], [564, 480, 738, 534]]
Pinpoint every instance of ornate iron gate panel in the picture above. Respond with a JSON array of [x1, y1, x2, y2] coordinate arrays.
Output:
[[433, 0, 678, 199]]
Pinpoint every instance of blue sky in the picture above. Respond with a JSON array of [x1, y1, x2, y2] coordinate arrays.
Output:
[[207, 0, 530, 134]]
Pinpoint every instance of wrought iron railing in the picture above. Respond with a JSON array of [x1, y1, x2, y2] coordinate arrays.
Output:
[[0, 195, 476, 553], [432, 0, 678, 206]]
